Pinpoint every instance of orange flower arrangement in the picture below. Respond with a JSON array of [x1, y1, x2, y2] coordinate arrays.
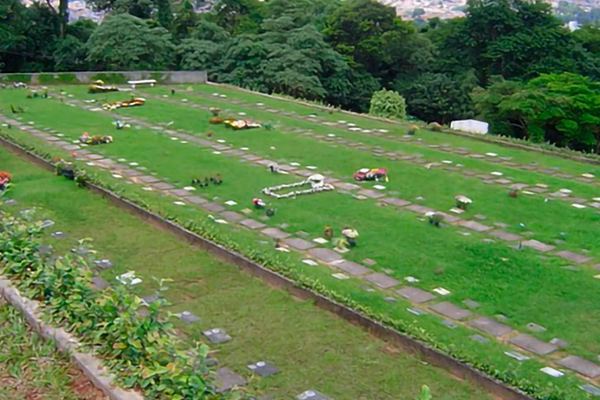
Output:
[[0, 171, 12, 182]]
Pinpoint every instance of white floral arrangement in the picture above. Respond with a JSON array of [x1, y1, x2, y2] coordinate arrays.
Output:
[[262, 174, 334, 199]]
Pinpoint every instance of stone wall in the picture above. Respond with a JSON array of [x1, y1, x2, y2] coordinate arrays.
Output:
[[0, 70, 207, 85]]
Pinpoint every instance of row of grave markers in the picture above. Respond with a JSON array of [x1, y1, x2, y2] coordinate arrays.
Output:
[[141, 91, 600, 212], [3, 116, 600, 396], [182, 88, 599, 190], [40, 96, 600, 275]]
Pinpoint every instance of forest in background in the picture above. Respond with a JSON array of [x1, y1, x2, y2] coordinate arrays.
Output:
[[1, 0, 600, 153]]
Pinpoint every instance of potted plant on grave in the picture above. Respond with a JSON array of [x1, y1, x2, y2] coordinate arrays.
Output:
[[455, 195, 472, 210], [54, 159, 75, 180], [407, 124, 419, 135], [0, 171, 12, 191], [74, 170, 88, 187], [426, 211, 444, 227]]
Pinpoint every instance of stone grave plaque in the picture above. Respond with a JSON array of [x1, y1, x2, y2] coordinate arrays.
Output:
[[91, 276, 109, 291], [240, 219, 266, 230], [261, 227, 290, 240], [559, 356, 600, 378], [580, 385, 600, 396], [469, 317, 512, 337], [307, 248, 342, 263], [221, 211, 244, 222], [554, 250, 591, 264], [463, 299, 480, 309], [51, 231, 67, 239], [283, 237, 316, 250], [364, 272, 399, 289], [396, 287, 436, 303], [180, 311, 200, 324], [202, 202, 226, 213], [296, 390, 330, 400], [333, 260, 370, 276], [470, 334, 489, 344], [216, 368, 246, 393], [94, 259, 113, 269], [247, 361, 279, 377], [521, 240, 554, 252], [509, 334, 557, 355], [203, 328, 231, 344], [526, 322, 546, 332], [141, 294, 160, 305], [430, 302, 472, 320]]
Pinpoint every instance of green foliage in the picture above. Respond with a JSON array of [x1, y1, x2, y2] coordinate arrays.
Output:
[[416, 385, 432, 400], [0, 74, 32, 83], [0, 304, 82, 400], [369, 89, 406, 119], [475, 73, 600, 152], [399, 72, 476, 124], [86, 14, 175, 71], [0, 211, 216, 399]]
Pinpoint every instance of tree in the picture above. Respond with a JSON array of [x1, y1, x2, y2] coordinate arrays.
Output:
[[176, 38, 221, 71], [87, 0, 154, 18], [324, 0, 433, 87], [0, 1, 59, 72], [213, 19, 355, 104], [86, 14, 175, 70], [172, 0, 199, 40], [210, 0, 265, 34], [474, 73, 600, 152], [156, 0, 173, 29], [369, 89, 407, 119], [400, 72, 477, 124], [53, 35, 90, 71], [430, 0, 597, 84]]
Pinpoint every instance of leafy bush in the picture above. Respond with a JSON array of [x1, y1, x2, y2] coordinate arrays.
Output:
[[0, 74, 32, 83], [369, 89, 407, 119], [0, 211, 217, 399], [427, 122, 443, 131]]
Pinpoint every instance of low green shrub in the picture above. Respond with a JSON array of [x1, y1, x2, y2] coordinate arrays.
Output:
[[0, 74, 32, 83], [0, 210, 219, 399]]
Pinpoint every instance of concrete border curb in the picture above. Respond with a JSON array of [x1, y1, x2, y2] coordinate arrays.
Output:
[[0, 135, 534, 400], [0, 278, 144, 400]]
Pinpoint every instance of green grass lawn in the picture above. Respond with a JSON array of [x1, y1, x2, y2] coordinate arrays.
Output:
[[1, 83, 599, 399], [0, 301, 102, 400], [0, 145, 490, 400]]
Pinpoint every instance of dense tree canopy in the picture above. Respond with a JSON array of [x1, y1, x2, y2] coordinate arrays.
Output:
[[87, 14, 174, 70], [3, 0, 600, 152], [474, 73, 600, 152]]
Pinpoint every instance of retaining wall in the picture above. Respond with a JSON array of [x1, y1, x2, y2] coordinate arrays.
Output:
[[0, 71, 207, 85]]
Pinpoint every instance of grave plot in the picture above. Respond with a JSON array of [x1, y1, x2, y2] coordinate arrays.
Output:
[[32, 88, 600, 261], [0, 147, 490, 399], [189, 83, 599, 180], [2, 85, 600, 399]]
